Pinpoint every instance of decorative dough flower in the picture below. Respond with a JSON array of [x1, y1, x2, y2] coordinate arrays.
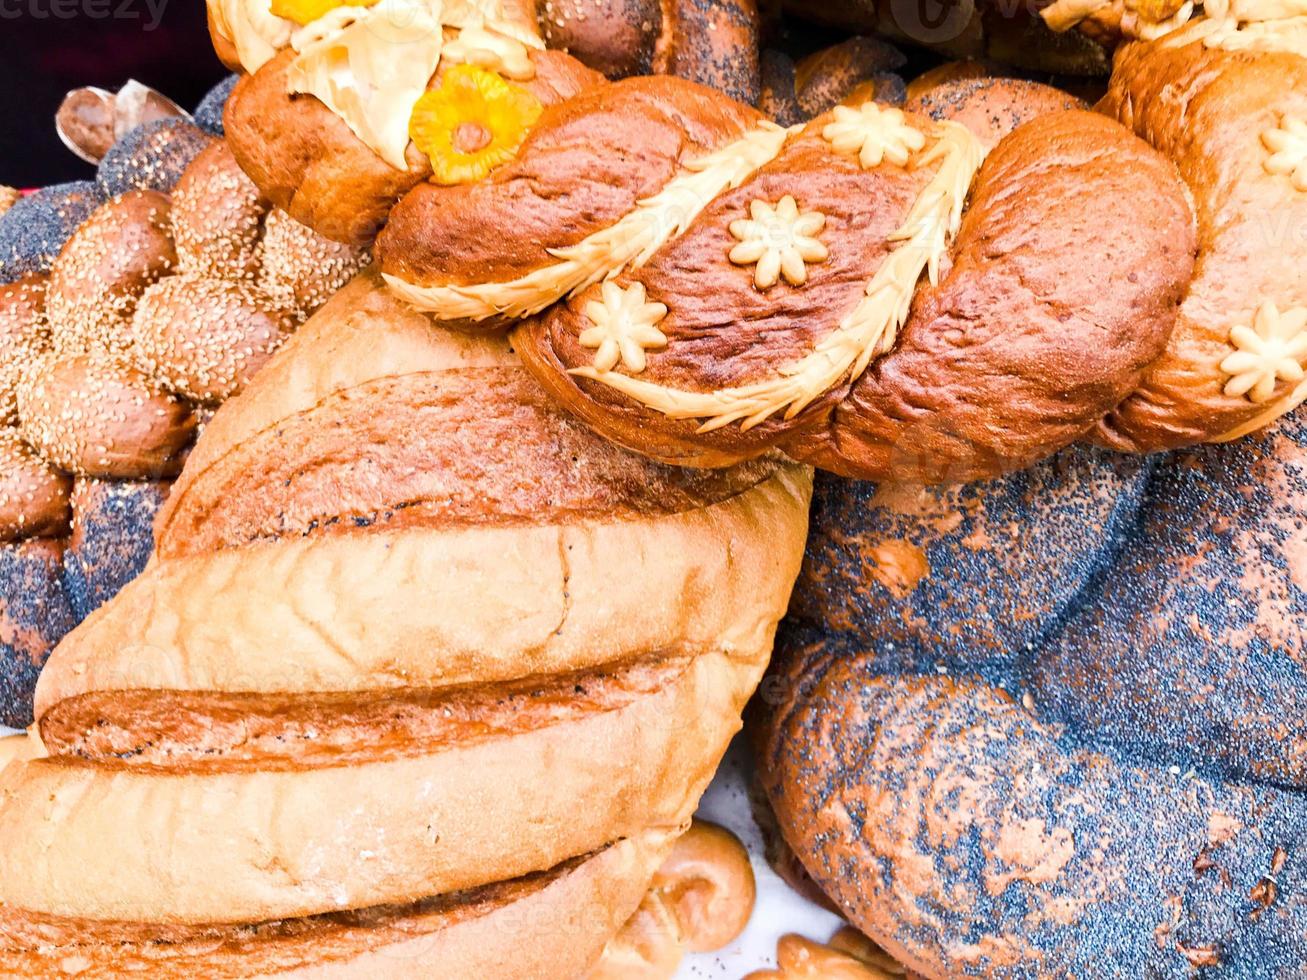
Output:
[[728, 196, 829, 290], [822, 103, 926, 170], [270, 0, 375, 26], [1221, 301, 1307, 403], [1263, 115, 1307, 192], [409, 64, 542, 185], [580, 281, 669, 374]]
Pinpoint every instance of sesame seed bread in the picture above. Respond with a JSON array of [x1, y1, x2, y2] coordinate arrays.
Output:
[[0, 131, 368, 725]]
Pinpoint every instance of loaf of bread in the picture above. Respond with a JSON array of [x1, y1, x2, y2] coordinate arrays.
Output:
[[0, 269, 811, 976], [406, 74, 1189, 481], [752, 413, 1307, 975]]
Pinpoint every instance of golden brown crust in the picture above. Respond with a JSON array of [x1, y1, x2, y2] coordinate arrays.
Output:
[[39, 655, 681, 770], [0, 834, 671, 980], [0, 427, 71, 541], [16, 352, 196, 479], [515, 90, 1192, 480], [0, 277, 51, 427], [45, 191, 177, 357], [225, 48, 604, 247], [787, 110, 1194, 482], [224, 49, 434, 247], [1095, 41, 1307, 451], [377, 74, 759, 294], [171, 140, 271, 280], [516, 121, 929, 467]]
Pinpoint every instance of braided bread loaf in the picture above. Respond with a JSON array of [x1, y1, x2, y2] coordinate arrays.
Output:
[[214, 0, 1307, 483], [0, 269, 811, 976], [753, 412, 1307, 976]]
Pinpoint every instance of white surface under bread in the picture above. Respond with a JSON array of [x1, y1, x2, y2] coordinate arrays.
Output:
[[678, 738, 843, 979]]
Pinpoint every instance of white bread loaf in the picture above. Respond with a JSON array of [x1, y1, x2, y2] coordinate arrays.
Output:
[[0, 269, 812, 977]]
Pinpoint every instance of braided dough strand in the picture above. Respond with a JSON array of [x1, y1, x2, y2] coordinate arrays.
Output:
[[383, 119, 794, 318], [567, 122, 983, 433]]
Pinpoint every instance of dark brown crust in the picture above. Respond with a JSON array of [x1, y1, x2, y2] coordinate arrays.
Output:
[[152, 364, 779, 559], [377, 74, 760, 295], [903, 76, 1085, 152], [224, 49, 604, 247], [786, 110, 1195, 482], [791, 36, 906, 119], [656, 0, 761, 105], [539, 0, 662, 78], [539, 0, 760, 103]]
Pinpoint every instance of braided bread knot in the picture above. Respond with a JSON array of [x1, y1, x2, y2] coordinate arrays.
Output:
[[370, 69, 1191, 480]]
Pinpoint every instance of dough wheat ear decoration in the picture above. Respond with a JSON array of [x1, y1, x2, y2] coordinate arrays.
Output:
[[570, 121, 983, 433], [383, 120, 795, 318]]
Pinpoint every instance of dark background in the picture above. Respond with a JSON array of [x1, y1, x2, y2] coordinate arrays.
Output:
[[0, 7, 228, 186]]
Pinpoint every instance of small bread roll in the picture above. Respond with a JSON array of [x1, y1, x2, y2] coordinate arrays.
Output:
[[0, 427, 72, 541], [17, 351, 195, 479], [904, 59, 995, 101], [257, 208, 370, 320], [0, 186, 18, 218], [132, 276, 295, 405], [904, 76, 1086, 152], [792, 36, 907, 118], [590, 820, 756, 977], [541, 0, 662, 78], [45, 190, 176, 357], [171, 140, 269, 280], [0, 276, 51, 425]]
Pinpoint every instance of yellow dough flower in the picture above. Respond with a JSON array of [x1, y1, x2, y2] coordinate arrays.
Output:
[[409, 64, 542, 186], [269, 0, 376, 27]]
